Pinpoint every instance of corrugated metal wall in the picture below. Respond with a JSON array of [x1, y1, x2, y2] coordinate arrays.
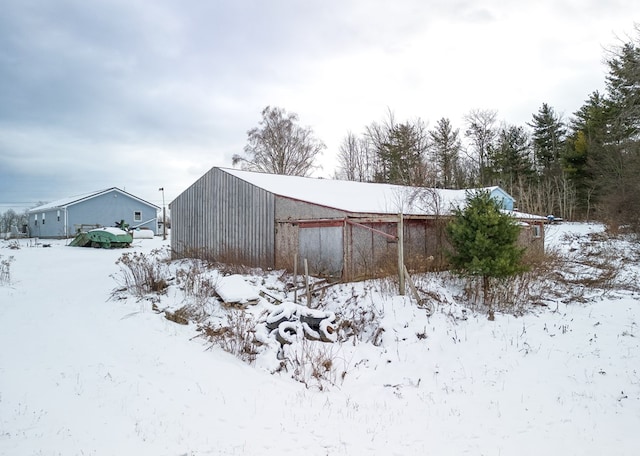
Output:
[[170, 168, 276, 267], [346, 221, 398, 280], [298, 224, 344, 278]]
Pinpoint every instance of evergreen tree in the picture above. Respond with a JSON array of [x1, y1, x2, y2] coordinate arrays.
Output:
[[528, 103, 566, 175], [605, 40, 640, 141], [486, 124, 534, 193], [601, 31, 640, 229], [563, 91, 608, 218], [429, 117, 462, 188], [378, 122, 428, 185], [565, 29, 640, 228], [366, 111, 429, 186], [446, 191, 526, 314]]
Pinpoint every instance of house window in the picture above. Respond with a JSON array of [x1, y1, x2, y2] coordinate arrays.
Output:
[[34, 214, 38, 225], [133, 211, 142, 222], [532, 224, 541, 238], [42, 213, 45, 225], [57, 210, 60, 222]]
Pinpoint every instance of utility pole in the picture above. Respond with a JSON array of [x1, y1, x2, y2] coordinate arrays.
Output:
[[398, 213, 404, 295], [158, 187, 166, 240]]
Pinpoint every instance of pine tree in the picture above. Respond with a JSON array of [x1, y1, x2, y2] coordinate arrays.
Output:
[[377, 122, 428, 185], [601, 33, 640, 229], [563, 91, 608, 218], [446, 191, 527, 315], [605, 40, 640, 141], [565, 29, 640, 228], [486, 124, 534, 193], [366, 111, 429, 186], [429, 117, 462, 188], [528, 103, 566, 176]]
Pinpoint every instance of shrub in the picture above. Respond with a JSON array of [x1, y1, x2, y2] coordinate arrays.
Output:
[[113, 248, 170, 297], [175, 260, 220, 320], [198, 310, 262, 363], [281, 338, 345, 390], [0, 255, 14, 286]]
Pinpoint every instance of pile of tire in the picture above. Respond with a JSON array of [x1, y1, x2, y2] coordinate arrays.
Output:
[[265, 303, 338, 345]]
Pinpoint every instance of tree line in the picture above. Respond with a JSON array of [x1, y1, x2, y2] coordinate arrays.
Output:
[[234, 27, 640, 231], [0, 209, 28, 235]]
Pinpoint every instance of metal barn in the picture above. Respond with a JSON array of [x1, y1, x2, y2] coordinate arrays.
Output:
[[171, 167, 546, 281], [28, 188, 160, 238]]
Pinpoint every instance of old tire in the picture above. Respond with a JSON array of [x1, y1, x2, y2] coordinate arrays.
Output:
[[302, 322, 321, 341], [266, 306, 296, 330], [299, 310, 335, 331], [275, 321, 302, 345], [318, 319, 337, 343]]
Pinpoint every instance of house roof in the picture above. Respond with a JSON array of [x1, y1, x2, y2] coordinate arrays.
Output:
[[28, 187, 160, 213], [220, 168, 543, 219]]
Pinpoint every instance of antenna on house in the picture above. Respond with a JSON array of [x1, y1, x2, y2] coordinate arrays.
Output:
[[159, 187, 166, 240]]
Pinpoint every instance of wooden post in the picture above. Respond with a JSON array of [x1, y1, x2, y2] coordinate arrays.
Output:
[[293, 253, 298, 303], [398, 213, 405, 295], [304, 258, 311, 306], [403, 264, 420, 303]]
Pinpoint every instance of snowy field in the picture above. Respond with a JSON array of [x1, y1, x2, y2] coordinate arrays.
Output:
[[1, 223, 639, 455]]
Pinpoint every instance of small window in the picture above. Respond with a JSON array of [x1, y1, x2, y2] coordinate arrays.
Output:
[[34, 214, 38, 225], [42, 213, 45, 225], [133, 211, 142, 222], [532, 225, 541, 238], [57, 210, 60, 222]]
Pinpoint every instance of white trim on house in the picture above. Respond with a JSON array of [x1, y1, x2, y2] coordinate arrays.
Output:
[[28, 187, 159, 212]]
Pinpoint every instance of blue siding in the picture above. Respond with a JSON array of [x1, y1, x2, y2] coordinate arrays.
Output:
[[489, 187, 515, 211], [29, 189, 158, 238]]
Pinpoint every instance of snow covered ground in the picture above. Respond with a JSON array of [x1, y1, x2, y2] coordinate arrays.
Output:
[[1, 223, 639, 455]]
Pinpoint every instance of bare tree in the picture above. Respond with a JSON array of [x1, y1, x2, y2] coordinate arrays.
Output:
[[464, 109, 498, 185], [233, 106, 325, 176], [0, 209, 28, 236], [335, 131, 374, 182]]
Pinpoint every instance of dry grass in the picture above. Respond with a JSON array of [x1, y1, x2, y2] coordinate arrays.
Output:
[[171, 246, 261, 276], [112, 248, 170, 298], [197, 310, 262, 364], [449, 228, 640, 316], [0, 255, 14, 286], [334, 291, 385, 344], [174, 260, 220, 321], [280, 338, 345, 390]]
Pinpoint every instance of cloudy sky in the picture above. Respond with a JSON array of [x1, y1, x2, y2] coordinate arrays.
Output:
[[1, 0, 638, 211]]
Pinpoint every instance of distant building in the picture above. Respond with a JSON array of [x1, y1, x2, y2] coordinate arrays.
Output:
[[170, 167, 545, 281], [28, 188, 159, 238]]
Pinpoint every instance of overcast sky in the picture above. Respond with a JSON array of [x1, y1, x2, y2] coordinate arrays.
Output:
[[1, 0, 638, 211]]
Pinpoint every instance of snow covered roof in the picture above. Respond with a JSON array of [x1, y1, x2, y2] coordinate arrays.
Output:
[[503, 210, 547, 221], [28, 187, 160, 213], [220, 168, 540, 218]]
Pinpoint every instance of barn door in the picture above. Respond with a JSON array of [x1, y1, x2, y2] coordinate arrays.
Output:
[[298, 225, 343, 278]]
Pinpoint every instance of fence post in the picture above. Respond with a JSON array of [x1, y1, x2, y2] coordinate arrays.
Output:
[[398, 213, 404, 295], [304, 258, 311, 306]]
